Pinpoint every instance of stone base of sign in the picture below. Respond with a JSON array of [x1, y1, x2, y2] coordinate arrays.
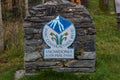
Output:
[[24, 0, 96, 73], [25, 51, 96, 73]]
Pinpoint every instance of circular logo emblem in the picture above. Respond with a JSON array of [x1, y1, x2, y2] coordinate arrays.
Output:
[[43, 16, 76, 48]]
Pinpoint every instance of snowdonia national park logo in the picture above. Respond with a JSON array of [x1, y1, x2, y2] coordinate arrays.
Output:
[[43, 16, 76, 59]]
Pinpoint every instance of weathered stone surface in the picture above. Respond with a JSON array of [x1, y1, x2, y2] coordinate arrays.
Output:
[[53, 67, 95, 73], [67, 60, 95, 68], [87, 28, 96, 35], [25, 39, 42, 46], [76, 28, 86, 36], [24, 34, 34, 40], [25, 62, 61, 67], [14, 70, 25, 80], [24, 28, 41, 35], [64, 60, 78, 67], [85, 35, 95, 41], [34, 34, 41, 39], [24, 28, 33, 35], [76, 52, 96, 60], [31, 23, 44, 29], [75, 23, 95, 28], [71, 42, 84, 51], [25, 52, 42, 62], [83, 40, 96, 51], [72, 35, 95, 52], [23, 22, 32, 28], [24, 46, 36, 53], [24, 0, 96, 73]]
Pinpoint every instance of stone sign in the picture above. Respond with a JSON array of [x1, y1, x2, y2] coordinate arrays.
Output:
[[24, 0, 96, 73]]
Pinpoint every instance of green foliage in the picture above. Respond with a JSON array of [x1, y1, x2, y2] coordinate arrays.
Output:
[[19, 70, 79, 80], [0, 67, 16, 80], [99, 0, 110, 12], [0, 64, 23, 80]]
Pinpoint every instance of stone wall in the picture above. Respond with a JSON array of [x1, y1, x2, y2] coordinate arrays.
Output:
[[117, 14, 120, 30], [24, 1, 96, 73]]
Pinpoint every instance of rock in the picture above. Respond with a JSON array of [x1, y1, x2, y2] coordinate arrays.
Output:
[[79, 67, 95, 73], [14, 70, 25, 80], [23, 22, 32, 28], [24, 28, 41, 35], [25, 39, 42, 46], [87, 28, 96, 35], [31, 23, 44, 29], [25, 62, 61, 67], [24, 28, 33, 35], [75, 23, 95, 28], [68, 60, 95, 68], [83, 40, 96, 51], [34, 34, 41, 39], [76, 28, 86, 36], [53, 67, 95, 73], [25, 52, 42, 62], [64, 60, 77, 67], [77, 52, 96, 60], [24, 46, 36, 53]]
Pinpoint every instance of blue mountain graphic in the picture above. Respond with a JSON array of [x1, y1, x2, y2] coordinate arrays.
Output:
[[47, 16, 72, 34]]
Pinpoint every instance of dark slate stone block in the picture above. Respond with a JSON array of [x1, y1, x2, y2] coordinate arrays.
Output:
[[32, 23, 44, 29], [29, 10, 37, 15], [25, 62, 62, 67], [24, 28, 40, 34], [76, 52, 96, 60], [71, 42, 83, 51], [79, 67, 95, 73], [34, 34, 41, 39], [87, 28, 96, 35], [75, 23, 95, 28], [24, 34, 34, 40], [68, 60, 95, 68], [53, 67, 95, 73], [76, 28, 86, 36], [83, 41, 96, 51], [24, 46, 36, 53], [85, 35, 95, 42], [25, 51, 42, 62], [25, 39, 43, 46], [23, 22, 32, 28]]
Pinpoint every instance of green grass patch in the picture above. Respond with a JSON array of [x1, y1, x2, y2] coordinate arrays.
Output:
[[0, 64, 23, 80], [20, 70, 79, 80]]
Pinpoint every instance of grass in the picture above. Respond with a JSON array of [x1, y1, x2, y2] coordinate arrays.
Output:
[[0, 0, 120, 80], [20, 70, 80, 80], [0, 21, 24, 80]]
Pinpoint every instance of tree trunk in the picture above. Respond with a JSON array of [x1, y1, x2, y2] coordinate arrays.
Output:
[[0, 0, 4, 53], [99, 0, 109, 11], [25, 0, 29, 15], [12, 0, 19, 17]]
